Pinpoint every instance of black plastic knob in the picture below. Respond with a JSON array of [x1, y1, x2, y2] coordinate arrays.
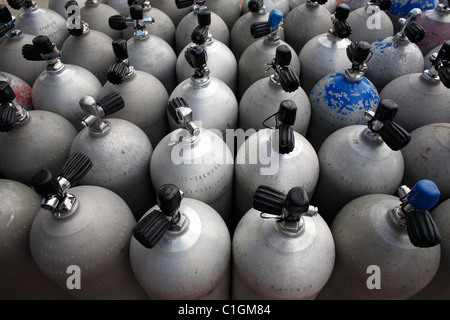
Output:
[[275, 45, 291, 67], [128, 0, 144, 6], [167, 97, 189, 124], [405, 208, 441, 248], [191, 25, 208, 45], [278, 66, 301, 93], [197, 9, 211, 26], [7, 0, 26, 10], [285, 187, 310, 218], [438, 63, 450, 88], [175, 0, 194, 9], [346, 41, 371, 64], [97, 92, 125, 116], [130, 4, 144, 20], [0, 103, 16, 132], [32, 35, 54, 54], [378, 120, 411, 151], [0, 80, 16, 103], [0, 24, 9, 38], [373, 99, 398, 122], [64, 0, 78, 12], [250, 21, 271, 39], [106, 62, 128, 85], [185, 45, 208, 69], [376, 0, 392, 11], [108, 15, 128, 30], [277, 100, 297, 126], [157, 184, 182, 217], [333, 20, 352, 39], [59, 152, 92, 186], [21, 44, 43, 61], [248, 0, 263, 13], [112, 38, 129, 60], [404, 22, 426, 44], [132, 209, 171, 248], [334, 4, 350, 20], [436, 40, 450, 61], [253, 185, 286, 215], [0, 5, 12, 23], [30, 169, 61, 197], [276, 123, 295, 154]]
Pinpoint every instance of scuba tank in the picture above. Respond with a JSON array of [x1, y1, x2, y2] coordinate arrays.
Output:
[[150, 0, 191, 26], [317, 180, 441, 300], [307, 41, 380, 152], [415, 1, 450, 55], [401, 123, 450, 202], [230, 0, 285, 61], [290, 0, 337, 13], [29, 152, 148, 300], [129, 184, 231, 299], [121, 0, 176, 50], [284, 0, 333, 55], [170, 45, 238, 139], [0, 178, 72, 300], [232, 185, 335, 299], [175, 0, 230, 54], [387, 0, 438, 32], [109, 4, 177, 94], [365, 8, 426, 92], [49, 0, 85, 18], [379, 40, 450, 132], [238, 9, 300, 100], [298, 3, 353, 96], [347, 0, 394, 43], [22, 35, 103, 131], [150, 98, 234, 226], [239, 44, 310, 137], [80, 0, 122, 40], [100, 39, 169, 147], [176, 10, 238, 94], [234, 100, 320, 227], [0, 71, 32, 110], [0, 5, 47, 86], [0, 81, 78, 184], [311, 99, 411, 225], [410, 198, 450, 300], [69, 92, 155, 221], [242, 0, 290, 16], [61, 1, 116, 85], [105, 0, 133, 16], [6, 0, 69, 48], [205, 0, 241, 31]]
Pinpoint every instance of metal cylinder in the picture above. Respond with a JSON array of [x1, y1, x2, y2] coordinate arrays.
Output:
[[415, 3, 450, 55], [0, 71, 33, 110], [290, 0, 336, 13], [241, 0, 290, 16], [206, 0, 241, 31], [150, 0, 191, 26], [81, 0, 123, 39]]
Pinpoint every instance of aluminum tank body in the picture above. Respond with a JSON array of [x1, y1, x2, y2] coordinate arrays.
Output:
[[239, 77, 311, 135], [122, 6, 176, 49], [347, 5, 394, 43], [176, 11, 230, 54], [100, 70, 169, 147], [311, 125, 405, 224], [177, 40, 238, 94], [0, 72, 33, 110], [290, 0, 337, 13], [317, 194, 441, 300], [0, 34, 47, 87], [206, 0, 241, 31], [127, 36, 177, 94], [0, 110, 78, 184], [284, 3, 333, 54], [29, 185, 148, 300], [48, 0, 85, 18], [365, 36, 424, 92], [105, 0, 132, 16], [298, 34, 353, 95], [61, 29, 116, 85], [379, 73, 450, 132], [234, 129, 320, 223], [0, 179, 72, 300], [150, 128, 234, 225], [168, 77, 238, 139], [238, 38, 301, 99], [415, 7, 450, 55], [401, 123, 450, 201], [307, 71, 380, 151], [80, 1, 123, 40], [232, 208, 335, 299], [130, 197, 231, 299], [70, 118, 155, 221], [32, 64, 102, 131], [150, 0, 191, 26], [13, 5, 69, 48], [242, 0, 290, 16]]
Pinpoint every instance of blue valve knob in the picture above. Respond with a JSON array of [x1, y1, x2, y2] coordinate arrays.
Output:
[[268, 9, 283, 29], [407, 180, 440, 210]]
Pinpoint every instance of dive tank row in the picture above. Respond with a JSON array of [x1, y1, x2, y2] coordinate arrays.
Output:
[[0, 0, 449, 301]]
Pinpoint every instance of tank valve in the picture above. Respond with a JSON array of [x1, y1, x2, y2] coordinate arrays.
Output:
[[106, 39, 135, 85], [176, 0, 207, 12], [0, 4, 21, 39], [250, 8, 283, 41], [64, 1, 89, 37], [423, 40, 450, 87], [267, 45, 301, 92], [167, 97, 200, 139], [0, 81, 28, 130], [345, 41, 372, 80], [394, 8, 425, 47], [22, 35, 63, 71], [184, 45, 210, 80], [132, 184, 186, 249], [30, 152, 93, 219], [329, 4, 352, 40], [109, 4, 154, 39], [248, 0, 266, 14]]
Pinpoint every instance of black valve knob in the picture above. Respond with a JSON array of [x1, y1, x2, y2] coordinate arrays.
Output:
[[250, 21, 271, 39], [106, 62, 128, 85], [130, 4, 144, 20], [248, 0, 263, 13], [30, 169, 61, 197], [278, 66, 301, 93], [275, 45, 291, 67], [378, 120, 411, 151], [97, 92, 125, 116], [7, 0, 27, 10], [157, 184, 182, 217], [285, 187, 310, 218], [197, 9, 211, 26], [167, 97, 189, 124], [132, 209, 171, 249], [276, 123, 295, 154], [176, 0, 194, 9], [373, 99, 398, 122], [334, 4, 350, 20], [191, 25, 208, 44], [376, 0, 392, 11], [0, 80, 16, 103], [21, 43, 43, 61], [405, 208, 441, 248], [315, 0, 328, 5], [59, 152, 93, 186], [128, 0, 144, 6], [0, 103, 16, 132], [0, 5, 13, 23], [185, 45, 208, 70], [112, 38, 129, 61], [404, 22, 426, 44], [346, 41, 371, 64], [277, 100, 297, 126], [438, 63, 450, 88], [109, 15, 128, 30], [64, 0, 78, 12], [437, 40, 450, 61], [253, 185, 287, 215], [32, 35, 54, 54]]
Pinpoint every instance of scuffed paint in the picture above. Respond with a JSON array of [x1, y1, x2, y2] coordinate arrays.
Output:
[[388, 0, 439, 18]]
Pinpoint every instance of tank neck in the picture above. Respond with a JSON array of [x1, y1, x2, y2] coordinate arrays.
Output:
[[276, 217, 306, 237], [5, 29, 23, 40], [306, 0, 321, 8], [344, 68, 365, 82], [360, 127, 383, 145], [23, 1, 39, 11], [134, 29, 150, 40], [190, 75, 211, 88], [421, 65, 443, 84], [166, 211, 189, 234], [85, 0, 100, 7], [436, 2, 450, 14], [46, 59, 65, 73]]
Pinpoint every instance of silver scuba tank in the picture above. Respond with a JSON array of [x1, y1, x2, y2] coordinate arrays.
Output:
[[379, 41, 450, 132], [205, 0, 241, 31], [175, 0, 230, 54], [230, 0, 285, 61], [387, 0, 439, 32], [284, 0, 333, 54], [104, 0, 131, 16], [232, 185, 335, 299], [0, 5, 47, 87], [365, 8, 426, 92], [80, 0, 122, 40], [29, 152, 148, 299], [234, 101, 320, 227], [0, 81, 78, 184], [401, 123, 450, 202], [298, 3, 353, 96], [108, 4, 177, 94], [176, 10, 238, 94], [61, 1, 115, 85], [121, 0, 176, 50], [150, 98, 234, 227], [150, 0, 191, 26], [69, 92, 155, 221], [129, 184, 231, 299], [290, 0, 337, 13], [22, 35, 103, 131], [100, 39, 169, 147], [306, 41, 380, 152], [0, 178, 73, 300], [6, 0, 70, 48], [311, 99, 411, 225], [0, 71, 33, 110], [346, 0, 394, 43], [239, 44, 310, 137], [170, 45, 238, 139], [49, 0, 85, 18], [317, 180, 442, 300], [241, 0, 290, 16], [238, 9, 300, 100]]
